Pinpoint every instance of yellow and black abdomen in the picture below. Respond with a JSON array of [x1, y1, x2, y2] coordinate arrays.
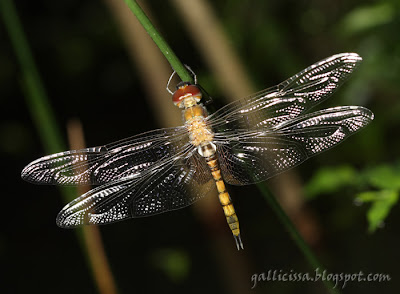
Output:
[[205, 154, 243, 250]]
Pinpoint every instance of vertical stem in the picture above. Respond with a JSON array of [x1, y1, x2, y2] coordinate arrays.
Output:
[[67, 120, 118, 294], [1, 0, 64, 153], [123, 0, 193, 83], [1, 1, 118, 293], [257, 183, 340, 293]]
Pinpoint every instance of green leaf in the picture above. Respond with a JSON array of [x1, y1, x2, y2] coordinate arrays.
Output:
[[151, 249, 190, 283], [338, 3, 395, 36], [304, 165, 357, 200], [355, 190, 398, 233], [365, 165, 400, 190]]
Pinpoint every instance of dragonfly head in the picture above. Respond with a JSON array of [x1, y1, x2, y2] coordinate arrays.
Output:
[[172, 82, 202, 108]]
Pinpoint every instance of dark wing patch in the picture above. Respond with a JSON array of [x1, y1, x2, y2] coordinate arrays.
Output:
[[21, 127, 189, 185], [214, 106, 373, 185], [56, 151, 214, 227]]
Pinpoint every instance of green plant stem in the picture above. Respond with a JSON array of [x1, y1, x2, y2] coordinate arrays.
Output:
[[2, 0, 77, 206], [1, 0, 77, 205], [1, 0, 65, 153], [123, 0, 193, 83], [1, 0, 77, 202], [257, 183, 340, 294], [1, 2, 118, 293]]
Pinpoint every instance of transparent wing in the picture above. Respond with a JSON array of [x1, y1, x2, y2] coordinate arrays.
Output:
[[21, 127, 190, 185], [207, 53, 362, 131], [213, 106, 374, 185], [56, 149, 214, 227]]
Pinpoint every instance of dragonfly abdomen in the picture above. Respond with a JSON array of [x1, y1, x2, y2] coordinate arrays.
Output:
[[205, 153, 244, 250]]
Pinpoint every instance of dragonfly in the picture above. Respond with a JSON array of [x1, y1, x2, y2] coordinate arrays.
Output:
[[21, 53, 374, 250]]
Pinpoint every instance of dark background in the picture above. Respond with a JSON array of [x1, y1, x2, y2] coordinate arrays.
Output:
[[1, 0, 400, 293]]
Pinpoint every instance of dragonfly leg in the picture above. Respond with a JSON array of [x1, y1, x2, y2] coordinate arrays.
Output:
[[166, 64, 197, 95]]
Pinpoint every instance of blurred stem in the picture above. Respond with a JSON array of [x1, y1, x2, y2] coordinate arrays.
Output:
[[1, 1, 118, 293], [1, 0, 73, 228], [0, 0, 64, 153], [67, 120, 118, 294], [123, 0, 193, 83], [257, 183, 340, 294], [1, 0, 74, 204]]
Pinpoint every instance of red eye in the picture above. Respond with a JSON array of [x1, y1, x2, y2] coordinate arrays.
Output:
[[185, 85, 201, 97], [172, 87, 186, 104], [172, 84, 202, 106]]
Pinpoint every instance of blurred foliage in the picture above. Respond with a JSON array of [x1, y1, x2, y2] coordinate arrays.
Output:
[[304, 166, 359, 200], [364, 164, 400, 190], [305, 163, 400, 234], [356, 190, 398, 233], [150, 248, 190, 284], [338, 3, 396, 36], [359, 164, 400, 233]]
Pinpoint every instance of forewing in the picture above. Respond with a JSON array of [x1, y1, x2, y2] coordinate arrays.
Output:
[[21, 127, 190, 185], [214, 106, 374, 185], [207, 53, 362, 131], [56, 150, 214, 227]]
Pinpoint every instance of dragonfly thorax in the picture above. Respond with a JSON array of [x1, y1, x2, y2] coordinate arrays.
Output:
[[181, 100, 215, 150]]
